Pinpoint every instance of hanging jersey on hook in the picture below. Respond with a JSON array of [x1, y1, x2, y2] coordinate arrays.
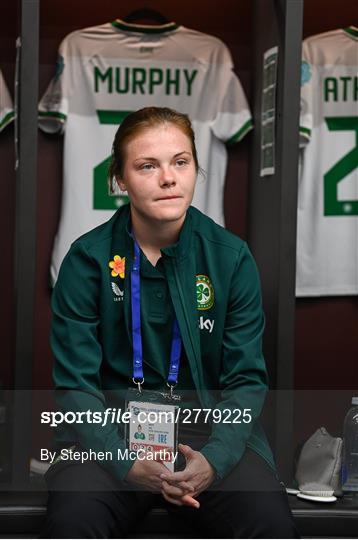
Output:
[[38, 19, 252, 284], [297, 27, 358, 296]]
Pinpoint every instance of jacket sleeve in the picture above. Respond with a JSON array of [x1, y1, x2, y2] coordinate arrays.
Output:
[[200, 242, 269, 481], [50, 241, 133, 482]]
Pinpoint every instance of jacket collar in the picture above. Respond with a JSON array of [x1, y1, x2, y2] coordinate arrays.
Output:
[[160, 209, 192, 260], [114, 203, 193, 261]]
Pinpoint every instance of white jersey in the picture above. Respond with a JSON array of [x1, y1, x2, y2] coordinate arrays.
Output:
[[296, 26, 358, 296], [38, 20, 252, 284], [0, 70, 14, 132]]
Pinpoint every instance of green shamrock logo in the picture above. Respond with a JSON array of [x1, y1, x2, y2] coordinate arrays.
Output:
[[196, 275, 214, 310]]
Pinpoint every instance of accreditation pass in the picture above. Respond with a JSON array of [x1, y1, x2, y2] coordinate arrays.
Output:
[[126, 400, 179, 472]]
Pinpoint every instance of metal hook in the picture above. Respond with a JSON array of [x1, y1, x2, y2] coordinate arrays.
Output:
[[133, 377, 144, 393], [166, 382, 177, 399]]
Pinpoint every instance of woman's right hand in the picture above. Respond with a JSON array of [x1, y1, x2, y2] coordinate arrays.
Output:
[[124, 458, 198, 507], [125, 457, 169, 492]]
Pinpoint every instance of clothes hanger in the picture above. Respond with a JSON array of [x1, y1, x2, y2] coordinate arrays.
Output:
[[123, 8, 169, 25]]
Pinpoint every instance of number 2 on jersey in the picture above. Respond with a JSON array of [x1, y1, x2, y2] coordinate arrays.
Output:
[[93, 110, 132, 210], [324, 116, 358, 216]]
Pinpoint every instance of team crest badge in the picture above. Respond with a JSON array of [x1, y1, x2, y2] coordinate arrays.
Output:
[[300, 60, 311, 86], [196, 275, 214, 310]]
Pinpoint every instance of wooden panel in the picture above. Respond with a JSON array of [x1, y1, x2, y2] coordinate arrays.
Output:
[[0, 0, 17, 389]]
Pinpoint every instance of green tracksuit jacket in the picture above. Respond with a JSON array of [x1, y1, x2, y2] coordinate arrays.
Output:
[[51, 203, 275, 483]]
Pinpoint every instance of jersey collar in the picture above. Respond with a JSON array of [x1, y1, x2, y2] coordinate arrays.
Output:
[[343, 26, 358, 39], [112, 19, 179, 34]]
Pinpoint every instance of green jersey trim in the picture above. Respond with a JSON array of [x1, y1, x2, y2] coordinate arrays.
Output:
[[39, 111, 67, 122], [226, 119, 253, 145], [0, 110, 15, 131], [343, 26, 358, 39], [111, 19, 179, 34], [299, 126, 311, 140], [96, 110, 132, 124]]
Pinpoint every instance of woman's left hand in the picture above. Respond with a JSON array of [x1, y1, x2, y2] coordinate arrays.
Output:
[[160, 443, 216, 507]]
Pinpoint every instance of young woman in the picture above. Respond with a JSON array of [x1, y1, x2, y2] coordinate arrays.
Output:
[[41, 107, 299, 538]]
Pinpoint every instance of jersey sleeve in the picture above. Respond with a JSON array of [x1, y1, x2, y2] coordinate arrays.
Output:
[[200, 243, 272, 481], [50, 241, 134, 482], [38, 36, 75, 133], [299, 39, 314, 146], [210, 45, 253, 144], [0, 70, 14, 132]]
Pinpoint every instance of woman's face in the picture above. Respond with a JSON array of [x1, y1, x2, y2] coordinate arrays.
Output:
[[117, 123, 197, 226]]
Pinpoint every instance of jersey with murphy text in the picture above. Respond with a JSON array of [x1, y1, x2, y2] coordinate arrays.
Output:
[[297, 26, 358, 296], [38, 20, 253, 284]]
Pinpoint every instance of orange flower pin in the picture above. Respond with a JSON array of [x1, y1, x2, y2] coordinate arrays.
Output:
[[109, 255, 125, 279]]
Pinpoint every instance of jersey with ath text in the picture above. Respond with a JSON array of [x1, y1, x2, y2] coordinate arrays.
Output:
[[296, 27, 358, 296]]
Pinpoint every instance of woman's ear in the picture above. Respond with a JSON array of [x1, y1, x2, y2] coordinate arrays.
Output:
[[116, 176, 127, 192]]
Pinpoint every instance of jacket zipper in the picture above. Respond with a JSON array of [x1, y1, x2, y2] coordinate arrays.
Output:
[[172, 259, 197, 360], [172, 259, 209, 407]]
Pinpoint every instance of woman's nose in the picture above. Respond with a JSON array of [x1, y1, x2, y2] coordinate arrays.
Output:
[[159, 167, 176, 186]]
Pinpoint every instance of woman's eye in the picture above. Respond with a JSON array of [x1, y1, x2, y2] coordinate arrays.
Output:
[[176, 159, 188, 167], [140, 163, 155, 170]]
